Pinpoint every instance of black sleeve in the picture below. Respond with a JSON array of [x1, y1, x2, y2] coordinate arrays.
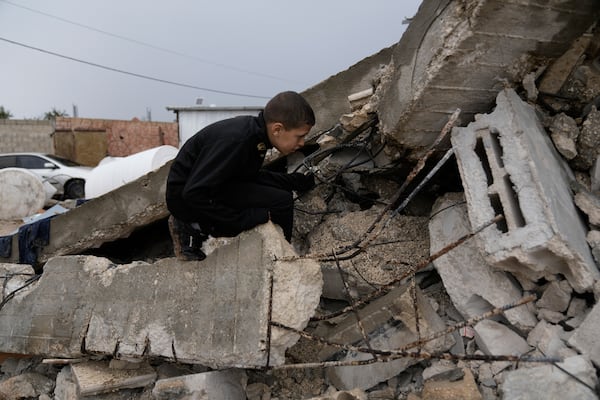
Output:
[[182, 136, 250, 200]]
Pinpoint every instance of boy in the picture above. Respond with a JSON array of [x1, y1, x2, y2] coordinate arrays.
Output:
[[166, 91, 315, 261]]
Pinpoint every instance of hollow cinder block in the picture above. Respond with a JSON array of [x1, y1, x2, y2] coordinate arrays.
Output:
[[451, 89, 599, 292]]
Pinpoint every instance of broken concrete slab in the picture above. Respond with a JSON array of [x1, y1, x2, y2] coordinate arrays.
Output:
[[0, 160, 172, 266], [451, 88, 599, 292], [568, 300, 600, 367], [325, 285, 454, 391], [428, 193, 537, 331], [378, 0, 600, 160], [70, 360, 156, 396], [500, 356, 598, 400], [0, 372, 55, 399], [152, 369, 247, 400], [0, 222, 322, 368]]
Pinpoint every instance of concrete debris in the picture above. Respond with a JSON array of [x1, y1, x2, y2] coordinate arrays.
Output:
[[428, 192, 537, 332], [152, 369, 247, 400], [574, 107, 600, 170], [500, 356, 598, 400], [3, 1, 600, 399], [0, 371, 55, 399], [473, 320, 531, 357], [325, 285, 454, 391], [568, 301, 600, 367], [0, 223, 322, 368], [307, 388, 367, 400], [548, 113, 579, 160], [451, 88, 599, 292], [70, 360, 156, 396], [420, 368, 482, 400]]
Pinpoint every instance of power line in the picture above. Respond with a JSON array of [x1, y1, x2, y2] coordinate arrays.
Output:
[[0, 0, 304, 85], [0, 36, 271, 99]]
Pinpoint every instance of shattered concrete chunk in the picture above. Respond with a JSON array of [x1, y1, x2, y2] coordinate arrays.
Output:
[[420, 368, 482, 400], [325, 285, 454, 391], [549, 113, 579, 160], [500, 356, 598, 400], [574, 106, 600, 171], [474, 320, 531, 357], [451, 89, 599, 292], [568, 301, 600, 367], [536, 280, 572, 313], [428, 193, 537, 331], [0, 222, 322, 368], [527, 320, 576, 359], [152, 369, 247, 400], [71, 360, 156, 396], [574, 189, 600, 227], [0, 372, 55, 399]]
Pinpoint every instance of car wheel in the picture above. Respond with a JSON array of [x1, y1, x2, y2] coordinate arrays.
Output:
[[65, 179, 85, 199]]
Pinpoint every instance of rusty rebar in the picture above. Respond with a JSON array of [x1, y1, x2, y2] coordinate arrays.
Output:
[[281, 109, 461, 263], [273, 294, 536, 358], [397, 294, 537, 352], [265, 270, 274, 368], [333, 249, 375, 358], [311, 214, 503, 321]]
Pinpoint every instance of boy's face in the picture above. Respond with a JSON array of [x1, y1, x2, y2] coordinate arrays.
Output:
[[269, 123, 312, 155]]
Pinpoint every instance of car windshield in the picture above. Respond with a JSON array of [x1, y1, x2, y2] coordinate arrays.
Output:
[[44, 154, 82, 167]]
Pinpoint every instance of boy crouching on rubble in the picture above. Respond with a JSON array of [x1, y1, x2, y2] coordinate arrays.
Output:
[[165, 91, 316, 261]]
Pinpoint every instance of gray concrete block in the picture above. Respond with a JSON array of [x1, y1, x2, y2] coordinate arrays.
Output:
[[568, 301, 600, 367], [451, 89, 599, 292], [429, 192, 537, 331], [500, 356, 598, 400], [474, 320, 531, 357], [0, 222, 322, 368], [152, 369, 247, 400]]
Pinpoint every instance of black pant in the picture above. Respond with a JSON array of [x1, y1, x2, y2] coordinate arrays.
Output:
[[167, 171, 295, 241]]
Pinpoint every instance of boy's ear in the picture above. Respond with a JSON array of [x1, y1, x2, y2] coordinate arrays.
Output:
[[272, 122, 284, 136]]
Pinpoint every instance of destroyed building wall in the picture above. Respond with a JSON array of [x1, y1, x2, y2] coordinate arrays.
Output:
[[54, 117, 178, 166], [378, 0, 600, 160], [0, 119, 54, 153], [301, 47, 394, 136]]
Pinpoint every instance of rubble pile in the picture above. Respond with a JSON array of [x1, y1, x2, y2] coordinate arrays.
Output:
[[2, 9, 600, 400]]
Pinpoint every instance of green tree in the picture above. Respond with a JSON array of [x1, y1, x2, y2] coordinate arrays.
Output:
[[43, 107, 68, 120], [0, 106, 13, 119]]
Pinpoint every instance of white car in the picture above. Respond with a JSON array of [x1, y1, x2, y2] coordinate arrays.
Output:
[[0, 152, 92, 199]]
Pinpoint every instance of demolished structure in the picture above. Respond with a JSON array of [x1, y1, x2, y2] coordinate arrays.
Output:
[[2, 0, 600, 399]]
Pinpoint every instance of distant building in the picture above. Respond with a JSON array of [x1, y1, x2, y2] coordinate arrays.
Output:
[[166, 105, 263, 147]]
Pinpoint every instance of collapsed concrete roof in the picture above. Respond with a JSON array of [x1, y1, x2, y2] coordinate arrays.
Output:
[[303, 0, 600, 161]]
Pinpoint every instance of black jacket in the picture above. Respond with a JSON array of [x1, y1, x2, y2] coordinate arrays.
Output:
[[166, 112, 272, 203]]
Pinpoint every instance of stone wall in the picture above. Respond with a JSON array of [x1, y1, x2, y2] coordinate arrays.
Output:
[[0, 119, 54, 153]]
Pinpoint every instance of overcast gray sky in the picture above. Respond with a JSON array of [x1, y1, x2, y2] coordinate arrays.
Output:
[[0, 0, 422, 122]]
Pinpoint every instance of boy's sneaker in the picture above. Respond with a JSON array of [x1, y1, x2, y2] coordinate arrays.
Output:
[[168, 216, 208, 261]]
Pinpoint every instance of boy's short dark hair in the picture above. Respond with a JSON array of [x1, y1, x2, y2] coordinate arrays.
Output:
[[264, 91, 315, 129]]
